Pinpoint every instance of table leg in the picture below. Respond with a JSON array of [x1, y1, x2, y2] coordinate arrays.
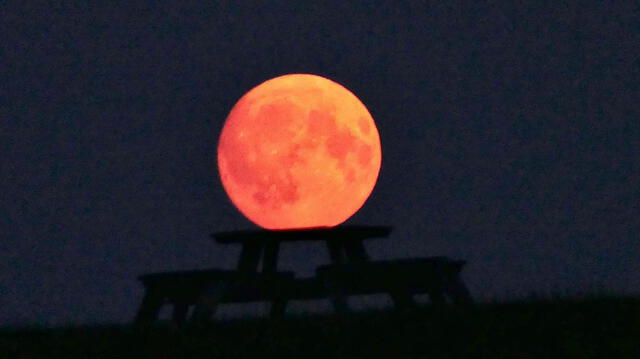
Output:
[[191, 281, 228, 324], [237, 242, 264, 273], [430, 263, 451, 306], [321, 272, 350, 313], [344, 239, 369, 262], [326, 241, 345, 264], [446, 276, 473, 304], [270, 299, 288, 318], [172, 303, 190, 326], [438, 260, 473, 305], [429, 289, 446, 306], [135, 288, 164, 324], [390, 291, 416, 310], [262, 242, 280, 273], [330, 293, 349, 313]]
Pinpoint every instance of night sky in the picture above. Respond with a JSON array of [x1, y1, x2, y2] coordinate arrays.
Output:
[[2, 1, 638, 326]]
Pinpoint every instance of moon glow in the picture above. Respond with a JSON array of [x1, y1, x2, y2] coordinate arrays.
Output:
[[217, 74, 381, 230]]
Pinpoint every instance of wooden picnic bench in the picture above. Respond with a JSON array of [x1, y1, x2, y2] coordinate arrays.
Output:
[[316, 257, 473, 312], [134, 225, 473, 325], [135, 270, 296, 325]]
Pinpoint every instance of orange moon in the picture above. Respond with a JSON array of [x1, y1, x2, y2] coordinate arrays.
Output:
[[217, 74, 381, 230]]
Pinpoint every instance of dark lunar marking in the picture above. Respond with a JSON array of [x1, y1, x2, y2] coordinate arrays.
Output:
[[346, 170, 356, 182], [283, 144, 305, 166], [326, 128, 358, 160], [252, 172, 299, 209], [358, 116, 371, 135], [253, 191, 268, 206], [357, 144, 373, 167], [308, 109, 335, 138], [220, 141, 257, 187], [255, 99, 302, 144], [280, 174, 299, 204]]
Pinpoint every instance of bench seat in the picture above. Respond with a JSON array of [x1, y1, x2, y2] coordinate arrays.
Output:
[[316, 257, 472, 309], [135, 257, 473, 324], [135, 269, 295, 324]]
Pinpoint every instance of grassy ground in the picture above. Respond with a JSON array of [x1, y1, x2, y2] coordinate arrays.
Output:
[[1, 296, 638, 358]]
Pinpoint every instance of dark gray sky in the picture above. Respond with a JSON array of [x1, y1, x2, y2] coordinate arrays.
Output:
[[2, 1, 638, 326]]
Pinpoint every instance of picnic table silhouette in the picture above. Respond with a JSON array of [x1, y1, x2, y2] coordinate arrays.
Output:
[[135, 225, 472, 325]]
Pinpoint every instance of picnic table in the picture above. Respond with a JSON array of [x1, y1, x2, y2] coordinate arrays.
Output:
[[135, 225, 472, 325]]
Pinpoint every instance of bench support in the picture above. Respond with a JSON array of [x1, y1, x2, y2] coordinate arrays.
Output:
[[135, 289, 164, 324]]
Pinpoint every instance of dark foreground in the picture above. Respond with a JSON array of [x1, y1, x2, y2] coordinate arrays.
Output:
[[2, 297, 639, 358]]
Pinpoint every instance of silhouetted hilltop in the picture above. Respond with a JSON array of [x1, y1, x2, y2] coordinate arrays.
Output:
[[2, 296, 638, 358]]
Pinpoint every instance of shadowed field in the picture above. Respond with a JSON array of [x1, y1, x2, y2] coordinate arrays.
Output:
[[2, 296, 638, 358]]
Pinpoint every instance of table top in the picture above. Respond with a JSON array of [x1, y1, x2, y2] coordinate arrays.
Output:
[[212, 225, 392, 244]]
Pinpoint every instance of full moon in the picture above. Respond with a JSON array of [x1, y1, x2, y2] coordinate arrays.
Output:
[[217, 74, 381, 230]]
